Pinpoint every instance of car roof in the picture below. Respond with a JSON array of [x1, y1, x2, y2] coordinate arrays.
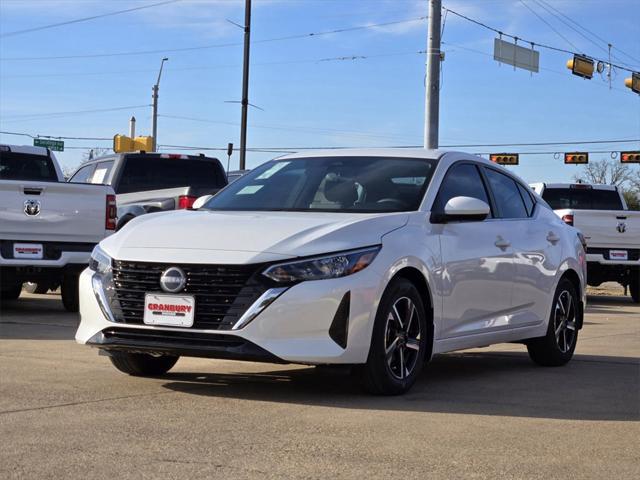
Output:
[[0, 144, 49, 156], [277, 148, 448, 161]]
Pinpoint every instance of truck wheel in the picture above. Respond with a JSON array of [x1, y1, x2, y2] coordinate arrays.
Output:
[[61, 273, 80, 312], [630, 274, 640, 303], [24, 282, 49, 294], [109, 351, 179, 376], [358, 278, 429, 395], [0, 284, 22, 301], [527, 278, 578, 367]]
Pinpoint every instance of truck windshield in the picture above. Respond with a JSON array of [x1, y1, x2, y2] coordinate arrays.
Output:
[[116, 156, 226, 194], [542, 187, 624, 210], [203, 156, 437, 213], [0, 152, 58, 182]]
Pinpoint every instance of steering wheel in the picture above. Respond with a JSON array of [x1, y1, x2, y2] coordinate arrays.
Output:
[[376, 198, 408, 208]]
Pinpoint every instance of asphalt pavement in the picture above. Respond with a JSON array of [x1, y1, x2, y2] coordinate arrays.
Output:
[[1, 291, 638, 479]]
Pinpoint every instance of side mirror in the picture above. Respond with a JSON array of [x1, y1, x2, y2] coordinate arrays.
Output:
[[192, 195, 213, 210], [431, 196, 490, 223]]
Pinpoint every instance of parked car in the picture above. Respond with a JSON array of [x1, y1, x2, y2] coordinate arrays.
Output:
[[0, 144, 116, 310], [68, 152, 227, 230], [77, 149, 586, 394], [530, 182, 640, 302]]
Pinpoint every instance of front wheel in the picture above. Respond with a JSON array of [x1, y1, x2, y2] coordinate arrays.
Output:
[[527, 278, 579, 367], [109, 351, 179, 376], [629, 273, 639, 303], [359, 278, 429, 395], [0, 284, 22, 301]]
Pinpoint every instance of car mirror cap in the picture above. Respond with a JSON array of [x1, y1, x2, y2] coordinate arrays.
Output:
[[431, 196, 490, 223]]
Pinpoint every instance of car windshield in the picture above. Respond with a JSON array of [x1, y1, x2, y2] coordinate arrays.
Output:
[[203, 156, 437, 213], [542, 187, 624, 210], [0, 151, 58, 182]]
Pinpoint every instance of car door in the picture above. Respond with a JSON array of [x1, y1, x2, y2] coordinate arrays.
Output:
[[484, 167, 563, 326], [433, 162, 516, 339]]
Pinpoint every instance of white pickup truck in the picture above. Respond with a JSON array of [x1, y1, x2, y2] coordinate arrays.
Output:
[[530, 182, 640, 302], [0, 144, 116, 311]]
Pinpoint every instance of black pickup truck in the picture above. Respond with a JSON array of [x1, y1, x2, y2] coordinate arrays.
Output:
[[69, 152, 228, 230]]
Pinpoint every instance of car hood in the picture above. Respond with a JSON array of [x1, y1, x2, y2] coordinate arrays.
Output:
[[100, 210, 409, 264]]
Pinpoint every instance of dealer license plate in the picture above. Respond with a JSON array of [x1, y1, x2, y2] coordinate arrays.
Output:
[[13, 243, 43, 260], [143, 293, 195, 327], [609, 250, 628, 261]]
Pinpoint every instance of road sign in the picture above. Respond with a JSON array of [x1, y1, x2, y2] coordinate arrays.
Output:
[[494, 38, 539, 73], [33, 138, 64, 151]]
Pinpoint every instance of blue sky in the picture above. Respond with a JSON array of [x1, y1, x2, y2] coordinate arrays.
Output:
[[1, 0, 639, 183]]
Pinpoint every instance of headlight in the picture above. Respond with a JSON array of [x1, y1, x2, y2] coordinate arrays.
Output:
[[89, 245, 112, 275], [262, 246, 381, 284]]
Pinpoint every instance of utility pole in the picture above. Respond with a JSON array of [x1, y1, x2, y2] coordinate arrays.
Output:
[[239, 0, 251, 170], [151, 57, 169, 152], [424, 0, 442, 149]]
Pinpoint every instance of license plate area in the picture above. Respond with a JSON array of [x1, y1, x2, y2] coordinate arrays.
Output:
[[13, 243, 43, 260], [143, 293, 195, 327], [609, 250, 628, 261]]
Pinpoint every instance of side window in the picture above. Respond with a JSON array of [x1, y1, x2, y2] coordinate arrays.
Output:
[[433, 163, 491, 214], [69, 164, 95, 183], [517, 183, 535, 216], [89, 161, 114, 184], [484, 168, 528, 219]]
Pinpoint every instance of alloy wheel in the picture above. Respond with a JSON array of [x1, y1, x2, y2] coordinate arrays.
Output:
[[554, 290, 577, 353], [384, 296, 422, 380]]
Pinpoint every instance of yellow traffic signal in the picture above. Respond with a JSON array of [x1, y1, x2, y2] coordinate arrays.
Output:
[[490, 153, 519, 165], [113, 135, 154, 153], [620, 151, 640, 164], [567, 54, 594, 79], [624, 73, 640, 94], [564, 152, 589, 164]]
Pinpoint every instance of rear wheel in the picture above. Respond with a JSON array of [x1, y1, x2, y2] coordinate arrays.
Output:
[[359, 278, 429, 395], [527, 278, 579, 367], [61, 272, 80, 312], [0, 284, 22, 301], [629, 273, 639, 303], [109, 351, 179, 376]]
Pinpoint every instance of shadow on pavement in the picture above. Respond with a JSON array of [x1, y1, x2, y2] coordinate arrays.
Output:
[[161, 351, 639, 422], [0, 295, 77, 340]]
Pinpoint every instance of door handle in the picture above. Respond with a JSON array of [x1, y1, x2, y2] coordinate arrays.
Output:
[[546, 232, 560, 244], [494, 238, 511, 249]]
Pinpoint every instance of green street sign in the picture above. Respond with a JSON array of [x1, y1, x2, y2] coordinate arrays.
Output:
[[34, 138, 64, 152]]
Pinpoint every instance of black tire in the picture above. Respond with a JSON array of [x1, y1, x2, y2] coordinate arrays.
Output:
[[109, 351, 179, 376], [359, 277, 429, 395], [61, 273, 80, 312], [24, 282, 49, 294], [629, 273, 639, 303], [527, 278, 579, 367], [0, 284, 22, 301]]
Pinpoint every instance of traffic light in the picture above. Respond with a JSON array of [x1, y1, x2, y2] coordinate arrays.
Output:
[[620, 151, 640, 164], [567, 54, 594, 79], [490, 153, 519, 165], [564, 152, 589, 164], [624, 72, 640, 94], [113, 134, 154, 153]]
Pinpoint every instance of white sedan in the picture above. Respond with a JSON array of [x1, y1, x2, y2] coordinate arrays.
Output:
[[77, 149, 587, 395]]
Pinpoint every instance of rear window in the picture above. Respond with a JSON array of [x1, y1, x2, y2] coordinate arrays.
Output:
[[115, 156, 226, 194], [0, 152, 58, 182], [542, 187, 624, 210]]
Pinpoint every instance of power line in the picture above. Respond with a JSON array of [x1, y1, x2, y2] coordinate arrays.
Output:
[[442, 6, 637, 73], [0, 105, 151, 123], [0, 17, 426, 62], [0, 131, 111, 141], [0, 0, 182, 38], [519, 0, 580, 52]]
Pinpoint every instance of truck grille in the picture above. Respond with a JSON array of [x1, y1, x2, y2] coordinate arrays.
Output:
[[109, 260, 267, 330]]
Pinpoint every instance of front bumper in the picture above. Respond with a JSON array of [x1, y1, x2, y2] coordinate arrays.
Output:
[[76, 262, 383, 364]]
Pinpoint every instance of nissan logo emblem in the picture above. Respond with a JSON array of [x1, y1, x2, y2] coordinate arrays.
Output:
[[160, 267, 186, 293]]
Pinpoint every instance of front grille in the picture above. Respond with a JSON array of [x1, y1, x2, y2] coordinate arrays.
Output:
[[109, 260, 267, 330]]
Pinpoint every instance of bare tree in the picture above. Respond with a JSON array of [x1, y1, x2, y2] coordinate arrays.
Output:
[[572, 159, 634, 186], [81, 147, 110, 163]]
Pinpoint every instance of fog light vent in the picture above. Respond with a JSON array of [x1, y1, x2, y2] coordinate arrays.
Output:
[[329, 292, 350, 349]]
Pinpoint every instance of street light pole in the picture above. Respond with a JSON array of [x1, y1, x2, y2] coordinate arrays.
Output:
[[151, 57, 169, 152], [424, 0, 441, 149], [239, 0, 251, 170]]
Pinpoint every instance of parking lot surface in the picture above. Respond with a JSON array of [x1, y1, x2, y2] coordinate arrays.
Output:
[[1, 292, 638, 479]]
